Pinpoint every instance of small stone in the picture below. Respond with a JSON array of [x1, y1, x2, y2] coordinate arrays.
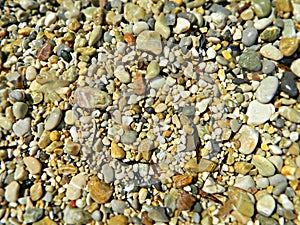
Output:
[[234, 175, 255, 191], [44, 12, 57, 27], [254, 18, 273, 30], [166, 14, 176, 26], [133, 74, 146, 95], [246, 100, 275, 125], [282, 19, 296, 38], [260, 26, 281, 42], [238, 50, 261, 71], [45, 108, 62, 131], [234, 162, 253, 175], [235, 125, 259, 154], [26, 66, 37, 81], [228, 186, 254, 217], [111, 200, 126, 214], [291, 58, 300, 77], [279, 37, 299, 57], [276, 0, 293, 13], [33, 217, 57, 225], [124, 3, 146, 23], [64, 110, 78, 125], [176, 190, 196, 211], [133, 21, 149, 36], [63, 206, 92, 225], [252, 0, 271, 18], [279, 106, 300, 123], [12, 102, 28, 119], [37, 41, 53, 61], [111, 141, 125, 159], [23, 156, 42, 175], [155, 13, 170, 39], [64, 139, 80, 156], [256, 194, 276, 217], [9, 89, 26, 102], [172, 174, 193, 188], [278, 194, 294, 210], [146, 60, 160, 80], [242, 27, 258, 46], [108, 215, 128, 225], [120, 130, 137, 144], [88, 178, 113, 204], [19, 0, 38, 10], [74, 87, 111, 109], [102, 164, 114, 184], [24, 207, 44, 223], [256, 76, 278, 103], [260, 44, 283, 61], [66, 173, 87, 200], [280, 72, 299, 98], [148, 206, 169, 222], [155, 103, 167, 113], [136, 31, 162, 55], [173, 18, 190, 34], [241, 8, 254, 20], [262, 59, 275, 74], [14, 165, 28, 181], [5, 181, 20, 202], [89, 26, 102, 46], [12, 117, 31, 137], [30, 182, 43, 201], [252, 155, 276, 176]]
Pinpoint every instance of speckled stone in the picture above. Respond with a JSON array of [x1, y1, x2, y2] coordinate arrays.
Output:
[[238, 50, 261, 71], [228, 186, 254, 217], [252, 0, 272, 18], [260, 26, 281, 42], [279, 37, 299, 57]]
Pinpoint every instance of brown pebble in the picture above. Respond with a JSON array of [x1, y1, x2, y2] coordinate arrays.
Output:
[[108, 215, 128, 225], [176, 190, 196, 211], [111, 141, 125, 159], [23, 156, 42, 175], [133, 74, 146, 95], [88, 177, 113, 204], [172, 174, 193, 188], [30, 181, 43, 201], [141, 211, 153, 225], [124, 33, 135, 45], [37, 41, 53, 61], [279, 37, 299, 57]]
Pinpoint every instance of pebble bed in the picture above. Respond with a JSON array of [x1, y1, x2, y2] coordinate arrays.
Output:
[[0, 0, 300, 224]]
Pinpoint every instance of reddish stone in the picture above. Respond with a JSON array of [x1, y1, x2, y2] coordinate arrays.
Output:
[[176, 190, 196, 211], [38, 41, 53, 61], [124, 33, 135, 45], [133, 74, 146, 95]]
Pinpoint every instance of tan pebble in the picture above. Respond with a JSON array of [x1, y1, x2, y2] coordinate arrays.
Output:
[[108, 215, 128, 225], [279, 38, 299, 57], [176, 190, 196, 211], [228, 186, 254, 217], [32, 216, 57, 225], [66, 173, 87, 200], [234, 162, 253, 175], [30, 182, 43, 201], [172, 174, 193, 188], [5, 181, 20, 202], [23, 156, 42, 175], [133, 74, 146, 95], [88, 177, 113, 204], [281, 165, 296, 176], [111, 141, 125, 159], [64, 139, 81, 156]]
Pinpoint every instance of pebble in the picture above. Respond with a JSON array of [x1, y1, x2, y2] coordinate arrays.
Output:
[[44, 12, 57, 27], [37, 41, 53, 61], [254, 18, 273, 30], [12, 102, 28, 119], [155, 103, 167, 113], [256, 76, 278, 103], [176, 190, 196, 211], [280, 72, 299, 98], [23, 156, 42, 175], [108, 215, 128, 225], [9, 89, 26, 102], [89, 26, 102, 46], [45, 108, 62, 130], [238, 50, 261, 71], [256, 194, 276, 217], [30, 182, 43, 201], [74, 87, 111, 109], [148, 206, 169, 222], [32, 217, 57, 225], [111, 200, 126, 213], [91, 211, 102, 221], [64, 109, 78, 125], [63, 206, 92, 225], [133, 21, 149, 36], [155, 13, 170, 39], [260, 44, 283, 61], [88, 178, 113, 204], [252, 155, 276, 176], [279, 37, 299, 56], [102, 164, 114, 183], [252, 0, 272, 18], [12, 117, 31, 137], [120, 130, 137, 144], [262, 59, 275, 74], [234, 162, 253, 175], [246, 100, 275, 125], [23, 207, 43, 223], [111, 141, 125, 159], [19, 0, 38, 10], [242, 27, 258, 46], [260, 26, 281, 42], [278, 194, 294, 210], [228, 186, 254, 217], [173, 18, 190, 34], [14, 165, 28, 181], [278, 106, 300, 123], [234, 175, 255, 191], [235, 125, 259, 154], [5, 181, 20, 202], [172, 174, 193, 188], [124, 3, 146, 23], [66, 173, 87, 200], [291, 58, 300, 77], [136, 31, 162, 55], [26, 66, 37, 80], [133, 74, 146, 95], [146, 60, 160, 80]]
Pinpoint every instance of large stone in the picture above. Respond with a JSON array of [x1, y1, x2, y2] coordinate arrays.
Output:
[[228, 186, 254, 217], [252, 155, 276, 176], [234, 125, 259, 154], [255, 76, 278, 103], [136, 31, 162, 55], [246, 100, 275, 125], [238, 50, 261, 71]]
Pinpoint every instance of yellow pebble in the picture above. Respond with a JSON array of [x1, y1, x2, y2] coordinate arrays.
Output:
[[18, 27, 33, 35], [267, 126, 275, 134], [50, 130, 60, 141], [214, 43, 222, 51], [171, 0, 183, 6], [222, 50, 232, 61], [266, 186, 273, 193], [163, 130, 172, 137], [261, 143, 269, 151], [218, 69, 226, 81], [197, 7, 205, 15], [221, 41, 229, 47]]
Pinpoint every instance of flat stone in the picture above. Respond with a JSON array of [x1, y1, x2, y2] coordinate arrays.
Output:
[[256, 194, 276, 217], [148, 206, 169, 222], [146, 60, 160, 80], [12, 102, 28, 119], [133, 74, 146, 95], [120, 130, 137, 144], [136, 31, 162, 55], [254, 18, 273, 30], [234, 162, 253, 175], [252, 155, 276, 176], [246, 100, 275, 125], [63, 206, 92, 225], [262, 59, 275, 74], [242, 27, 258, 46], [279, 106, 300, 123], [228, 186, 254, 217], [102, 164, 114, 184], [279, 37, 299, 57], [238, 50, 261, 71], [260, 26, 281, 43], [24, 207, 44, 223], [133, 21, 149, 36], [252, 0, 271, 18], [23, 156, 42, 175], [5, 181, 20, 202], [111, 200, 126, 214], [235, 125, 259, 154], [12, 117, 31, 137], [108, 215, 128, 225], [14, 165, 28, 181], [280, 72, 299, 98], [44, 12, 57, 27], [45, 108, 62, 131], [176, 190, 196, 211], [124, 3, 146, 23], [88, 178, 113, 204], [234, 175, 255, 191], [291, 58, 300, 77], [37, 41, 53, 61], [111, 141, 125, 159], [155, 103, 167, 113], [172, 174, 193, 188], [256, 76, 278, 103], [173, 18, 190, 34], [260, 44, 283, 61]]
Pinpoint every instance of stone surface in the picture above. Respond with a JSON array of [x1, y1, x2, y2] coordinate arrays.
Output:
[[279, 37, 299, 57], [256, 194, 276, 217], [23, 156, 42, 175], [260, 44, 283, 61], [12, 117, 31, 137], [279, 106, 300, 123], [242, 27, 258, 46], [155, 13, 170, 39], [235, 125, 259, 154], [252, 0, 271, 18], [246, 100, 275, 125], [136, 31, 162, 55], [124, 3, 146, 23], [291, 58, 300, 77], [146, 60, 160, 80], [5, 181, 20, 202], [88, 178, 113, 204], [45, 108, 62, 131], [173, 18, 190, 34], [260, 26, 281, 42], [256, 76, 278, 103], [228, 186, 254, 217], [280, 72, 299, 98], [12, 102, 28, 119], [252, 155, 276, 177], [63, 206, 92, 225], [24, 207, 44, 223], [238, 50, 261, 71], [66, 173, 87, 200]]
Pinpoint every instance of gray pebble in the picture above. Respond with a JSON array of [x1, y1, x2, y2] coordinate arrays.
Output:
[[242, 27, 258, 46], [148, 206, 169, 223], [120, 130, 137, 144], [102, 164, 114, 183], [262, 59, 275, 74], [12, 117, 31, 137], [111, 200, 126, 214], [23, 207, 43, 223], [238, 50, 261, 71], [12, 102, 28, 119], [103, 31, 113, 42], [9, 89, 26, 102], [255, 76, 278, 103], [166, 14, 176, 26], [45, 108, 62, 130]]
